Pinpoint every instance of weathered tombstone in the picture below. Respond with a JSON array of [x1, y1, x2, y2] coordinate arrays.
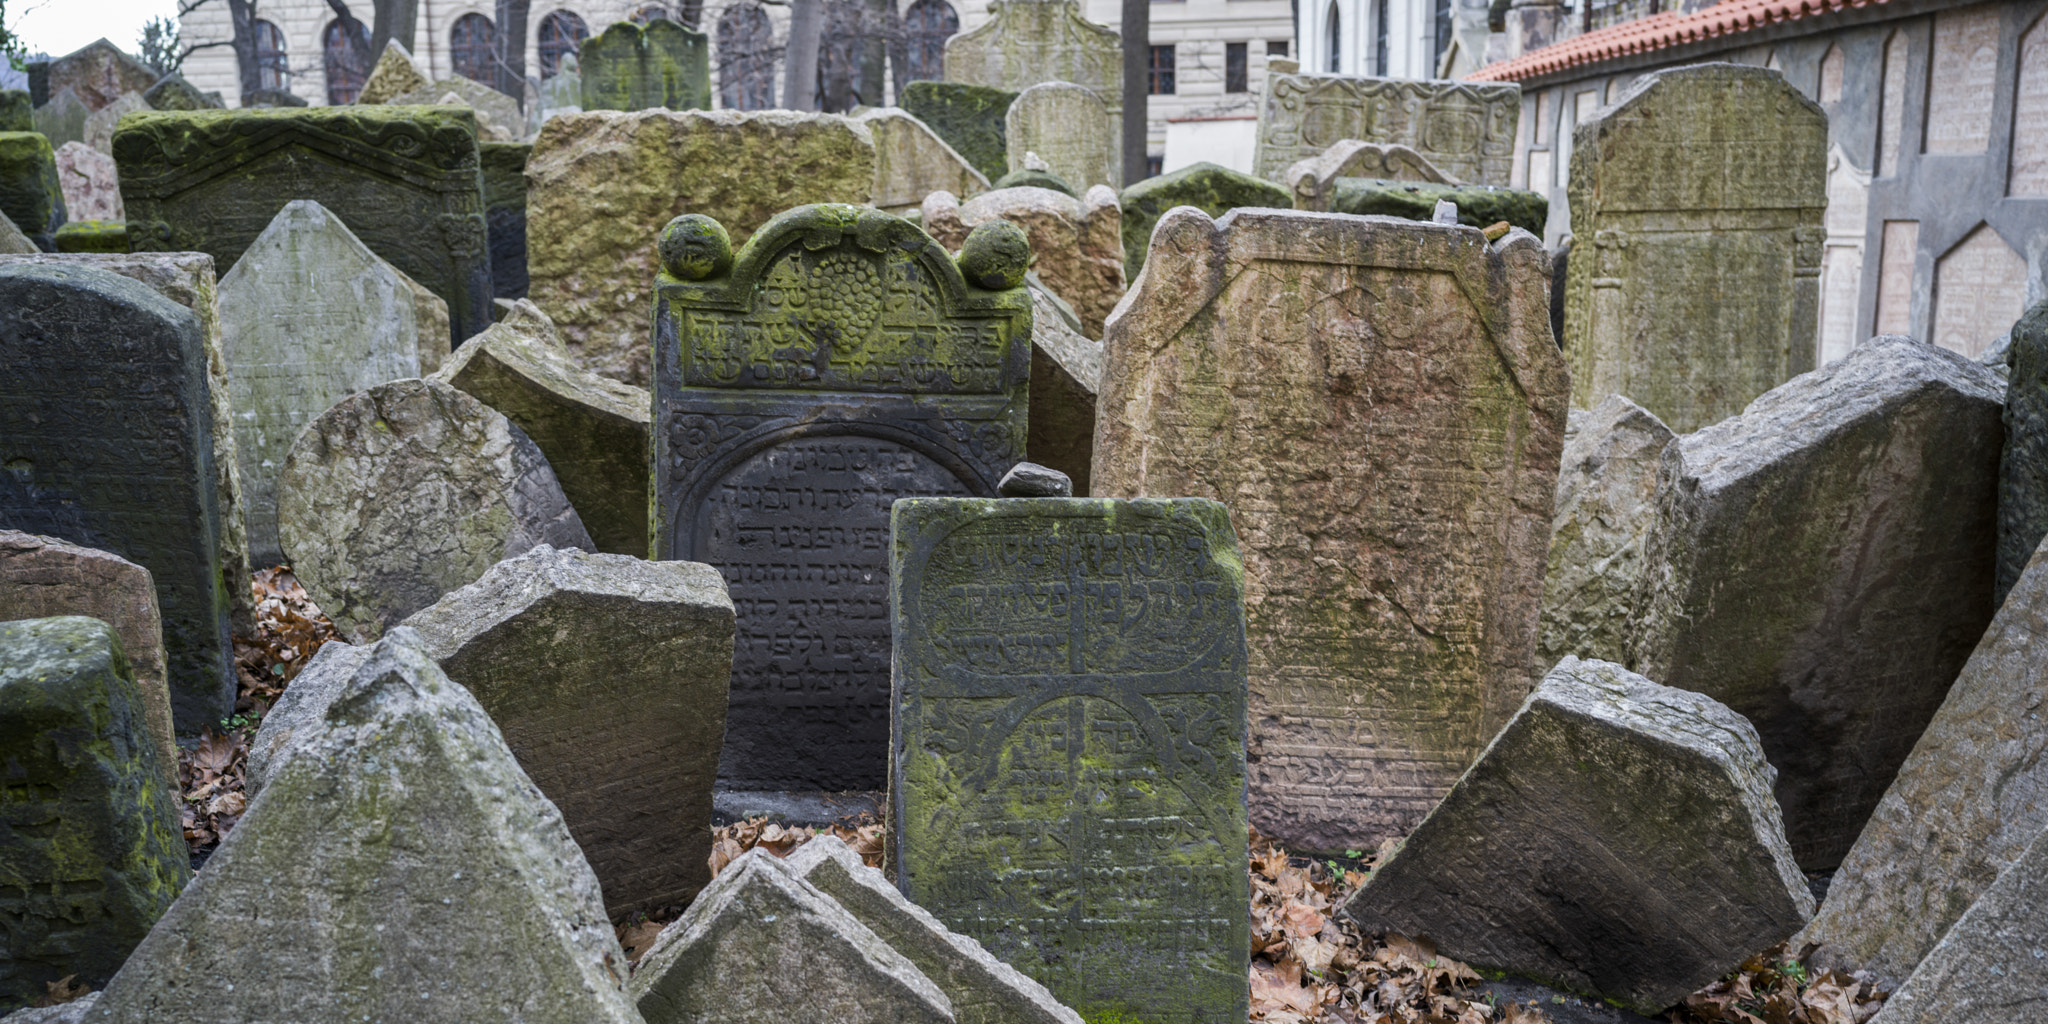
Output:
[[1252, 73, 1520, 185], [0, 616, 187, 1012], [430, 300, 650, 556], [356, 40, 430, 105], [44, 40, 157, 113], [1800, 535, 2048, 985], [0, 263, 234, 730], [0, 208, 35, 253], [1326, 179, 1547, 237], [53, 141, 120, 224], [52, 221, 123, 253], [480, 141, 529, 298], [1285, 139, 1454, 213], [141, 74, 215, 112], [0, 131, 66, 250], [86, 627, 644, 1024], [243, 639, 368, 795], [539, 54, 583, 121], [1093, 208, 1567, 853], [1343, 656, 1813, 1016], [900, 81, 1017, 184], [1117, 161, 1291, 277], [991, 159, 1072, 195], [30, 89, 88, 152], [0, 90, 28, 132], [1025, 279, 1100, 493], [526, 109, 875, 385], [1564, 64, 1827, 434], [81, 91, 146, 155], [1864, 817, 2048, 1024], [277, 378, 594, 642], [653, 205, 1030, 789], [891, 495, 1251, 1023], [858, 107, 990, 213], [628, 848, 954, 1024], [114, 106, 495, 343], [578, 18, 711, 113], [1004, 82, 1117, 192], [922, 185, 1123, 338], [1628, 334, 2005, 870], [1999, 299, 2048, 606], [241, 89, 307, 109], [943, 0, 1120, 103], [1538, 395, 1674, 668]]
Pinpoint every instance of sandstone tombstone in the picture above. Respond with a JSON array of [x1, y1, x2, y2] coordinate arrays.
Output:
[[1004, 82, 1117, 191], [0, 263, 234, 730], [1563, 64, 1827, 434], [1628, 334, 2005, 870], [899, 81, 1016, 184], [1286, 139, 1454, 215], [277, 378, 593, 642], [578, 18, 711, 113], [114, 106, 494, 342], [922, 185, 1123, 337], [480, 141, 529, 298], [944, 0, 1120, 103], [44, 40, 157, 113], [0, 90, 26, 132], [356, 41, 430, 105], [1999, 299, 2048, 606], [858, 107, 990, 213], [1118, 161, 1291, 277], [1344, 656, 1812, 1015], [1025, 279, 1100, 493], [53, 142, 120, 222], [0, 617, 187, 1012], [1252, 73, 1519, 185], [30, 89, 88, 152], [402, 545, 733, 914], [1093, 208, 1567, 853], [0, 209, 35, 253], [1863, 817, 2048, 1024], [891, 495, 1250, 1023], [1539, 395, 1674, 668], [526, 109, 876, 385], [84, 628, 643, 1024], [81, 91, 146, 155], [0, 131, 66, 250], [653, 205, 1030, 789]]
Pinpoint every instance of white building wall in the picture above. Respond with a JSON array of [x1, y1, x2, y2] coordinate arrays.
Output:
[[1296, 0, 1440, 80]]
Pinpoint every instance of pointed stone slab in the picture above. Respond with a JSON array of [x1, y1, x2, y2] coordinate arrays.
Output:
[[1999, 299, 2048, 606], [244, 639, 369, 796], [84, 628, 642, 1024], [1866, 817, 2048, 1024], [1539, 395, 1674, 667], [628, 848, 955, 1024], [44, 40, 157, 113], [1344, 656, 1813, 1016], [355, 41, 430, 105], [0, 208, 35, 253], [786, 838, 1083, 1024]]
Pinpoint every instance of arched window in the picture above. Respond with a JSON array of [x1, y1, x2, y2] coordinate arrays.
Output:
[[253, 19, 289, 89], [537, 10, 590, 78], [1324, 1, 1340, 73], [323, 19, 370, 104], [450, 13, 497, 84], [902, 0, 956, 83], [716, 2, 776, 110]]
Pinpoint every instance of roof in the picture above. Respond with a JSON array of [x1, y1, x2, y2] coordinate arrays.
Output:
[[1467, 0, 1895, 82]]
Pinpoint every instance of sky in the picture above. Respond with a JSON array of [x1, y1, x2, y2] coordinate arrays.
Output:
[[12, 0, 180, 61]]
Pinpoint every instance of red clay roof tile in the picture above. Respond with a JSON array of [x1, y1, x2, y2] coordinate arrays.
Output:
[[1467, 0, 1892, 82]]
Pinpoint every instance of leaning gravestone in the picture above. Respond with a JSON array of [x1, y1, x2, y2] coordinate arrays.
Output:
[[386, 78, 522, 142], [1095, 208, 1565, 853], [1998, 299, 2048, 606], [0, 617, 187, 1012], [944, 0, 1121, 104], [0, 131, 66, 250], [85, 628, 644, 1024], [923, 184, 1124, 338], [653, 205, 1030, 790], [1025, 279, 1101, 493], [480, 141, 529, 299], [54, 141, 122, 222], [1252, 73, 1519, 185], [0, 209, 36, 253], [1628, 334, 2005, 870], [44, 40, 157, 113], [525, 109, 876, 386], [0, 263, 235, 730], [1117, 161, 1291, 277], [1564, 64, 1826, 434], [356, 41, 430, 105], [1538, 395, 1674, 668], [277, 378, 593, 643], [1864, 817, 2048, 1024], [899, 81, 1016, 184], [1285, 139, 1454, 213], [1005, 82, 1117, 191], [857, 107, 990, 213], [219, 200, 427, 567], [891, 495, 1250, 1023], [30, 89, 88, 152], [114, 106, 494, 342], [1344, 656, 1813, 1016], [578, 18, 711, 113], [401, 545, 734, 915]]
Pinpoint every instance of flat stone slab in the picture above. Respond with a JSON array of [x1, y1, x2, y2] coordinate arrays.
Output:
[[53, 141, 120, 222], [1539, 395, 1674, 667], [1005, 82, 1117, 192]]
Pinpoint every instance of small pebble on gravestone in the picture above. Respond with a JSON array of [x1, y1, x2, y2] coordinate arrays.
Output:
[[1432, 199, 1458, 225], [998, 462, 1072, 497]]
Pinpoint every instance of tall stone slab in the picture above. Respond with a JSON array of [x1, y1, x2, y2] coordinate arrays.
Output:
[[81, 92, 147, 156], [113, 107, 494, 343], [1093, 208, 1567, 853], [858, 107, 990, 214], [900, 81, 1017, 184], [480, 141, 529, 299], [943, 0, 1120, 106], [1563, 64, 1827, 434], [654, 205, 1030, 790], [891, 495, 1250, 1024], [578, 18, 711, 113], [219, 200, 426, 567], [525, 109, 876, 386], [0, 263, 234, 731], [1117, 161, 1290, 277], [54, 141, 121, 222], [44, 40, 157, 113], [1251, 74, 1519, 186], [401, 545, 734, 915], [1628, 335, 2005, 870], [1004, 82, 1117, 192], [1539, 395, 1674, 668], [1999, 299, 2048, 606], [30, 90, 88, 152], [0, 131, 65, 250], [922, 185, 1123, 338], [1865, 817, 2048, 1024]]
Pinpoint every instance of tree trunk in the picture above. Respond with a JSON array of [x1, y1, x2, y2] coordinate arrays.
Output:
[[783, 0, 823, 111], [857, 0, 888, 106], [324, 0, 373, 75], [1120, 0, 1148, 184], [227, 0, 263, 101], [368, 0, 420, 66], [494, 0, 531, 102]]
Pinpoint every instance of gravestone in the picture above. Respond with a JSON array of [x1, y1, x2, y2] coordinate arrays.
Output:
[[1344, 656, 1812, 1016], [1025, 279, 1100, 493], [480, 141, 529, 298], [1285, 139, 1453, 213], [82, 91, 146, 155], [218, 200, 428, 567], [992, 160, 1072, 195], [539, 54, 583, 121], [652, 205, 1030, 790], [1627, 334, 2006, 870], [402, 545, 734, 914], [943, 0, 1121, 104], [142, 74, 216, 112], [30, 89, 88, 151], [0, 263, 235, 731], [899, 81, 1017, 184], [44, 40, 157, 113], [114, 106, 494, 343], [0, 209, 35, 253], [1004, 82, 1117, 192], [53, 221, 125, 253], [1998, 299, 2048, 606], [1865, 817, 2048, 1024], [526, 109, 875, 385], [1800, 536, 2048, 986], [244, 639, 368, 795], [1326, 179, 1546, 237], [0, 90, 27, 132], [277, 378, 593, 642], [0, 131, 65, 250], [386, 79, 522, 143], [578, 18, 711, 113], [356, 41, 429, 105], [1539, 395, 1673, 668], [857, 107, 990, 213], [53, 141, 120, 228], [891, 495, 1251, 1023], [1093, 208, 1567, 853], [922, 184, 1123, 337], [1564, 64, 1827, 434], [0, 617, 187, 1012], [1252, 73, 1520, 185], [0, 532, 176, 776], [1117, 161, 1291, 277], [86, 628, 643, 1024], [430, 300, 651, 556]]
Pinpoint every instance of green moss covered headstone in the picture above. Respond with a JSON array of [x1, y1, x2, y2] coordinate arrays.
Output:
[[54, 219, 126, 252], [1117, 161, 1288, 277], [578, 19, 710, 113], [900, 81, 1017, 184], [0, 131, 65, 250], [0, 90, 29, 132]]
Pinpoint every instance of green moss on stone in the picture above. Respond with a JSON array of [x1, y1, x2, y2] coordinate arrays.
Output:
[[55, 219, 128, 252], [1118, 161, 1289, 277], [899, 81, 1017, 184], [1327, 178, 1547, 237], [0, 130, 64, 249], [577, 19, 711, 112], [0, 90, 29, 132], [479, 141, 531, 210]]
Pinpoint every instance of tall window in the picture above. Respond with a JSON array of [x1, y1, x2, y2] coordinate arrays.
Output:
[[323, 19, 369, 104], [450, 13, 496, 84], [1324, 2, 1339, 72], [716, 2, 776, 109], [1225, 42, 1247, 92], [253, 19, 288, 89], [902, 0, 957, 83], [538, 10, 589, 77], [1149, 44, 1175, 94]]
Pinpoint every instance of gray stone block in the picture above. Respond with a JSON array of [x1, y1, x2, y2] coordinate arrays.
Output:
[[1539, 395, 1674, 668], [1998, 299, 2048, 607], [1866, 816, 2048, 1024]]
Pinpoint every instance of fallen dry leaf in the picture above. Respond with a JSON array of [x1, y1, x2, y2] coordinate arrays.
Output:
[[32, 975, 91, 1007]]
